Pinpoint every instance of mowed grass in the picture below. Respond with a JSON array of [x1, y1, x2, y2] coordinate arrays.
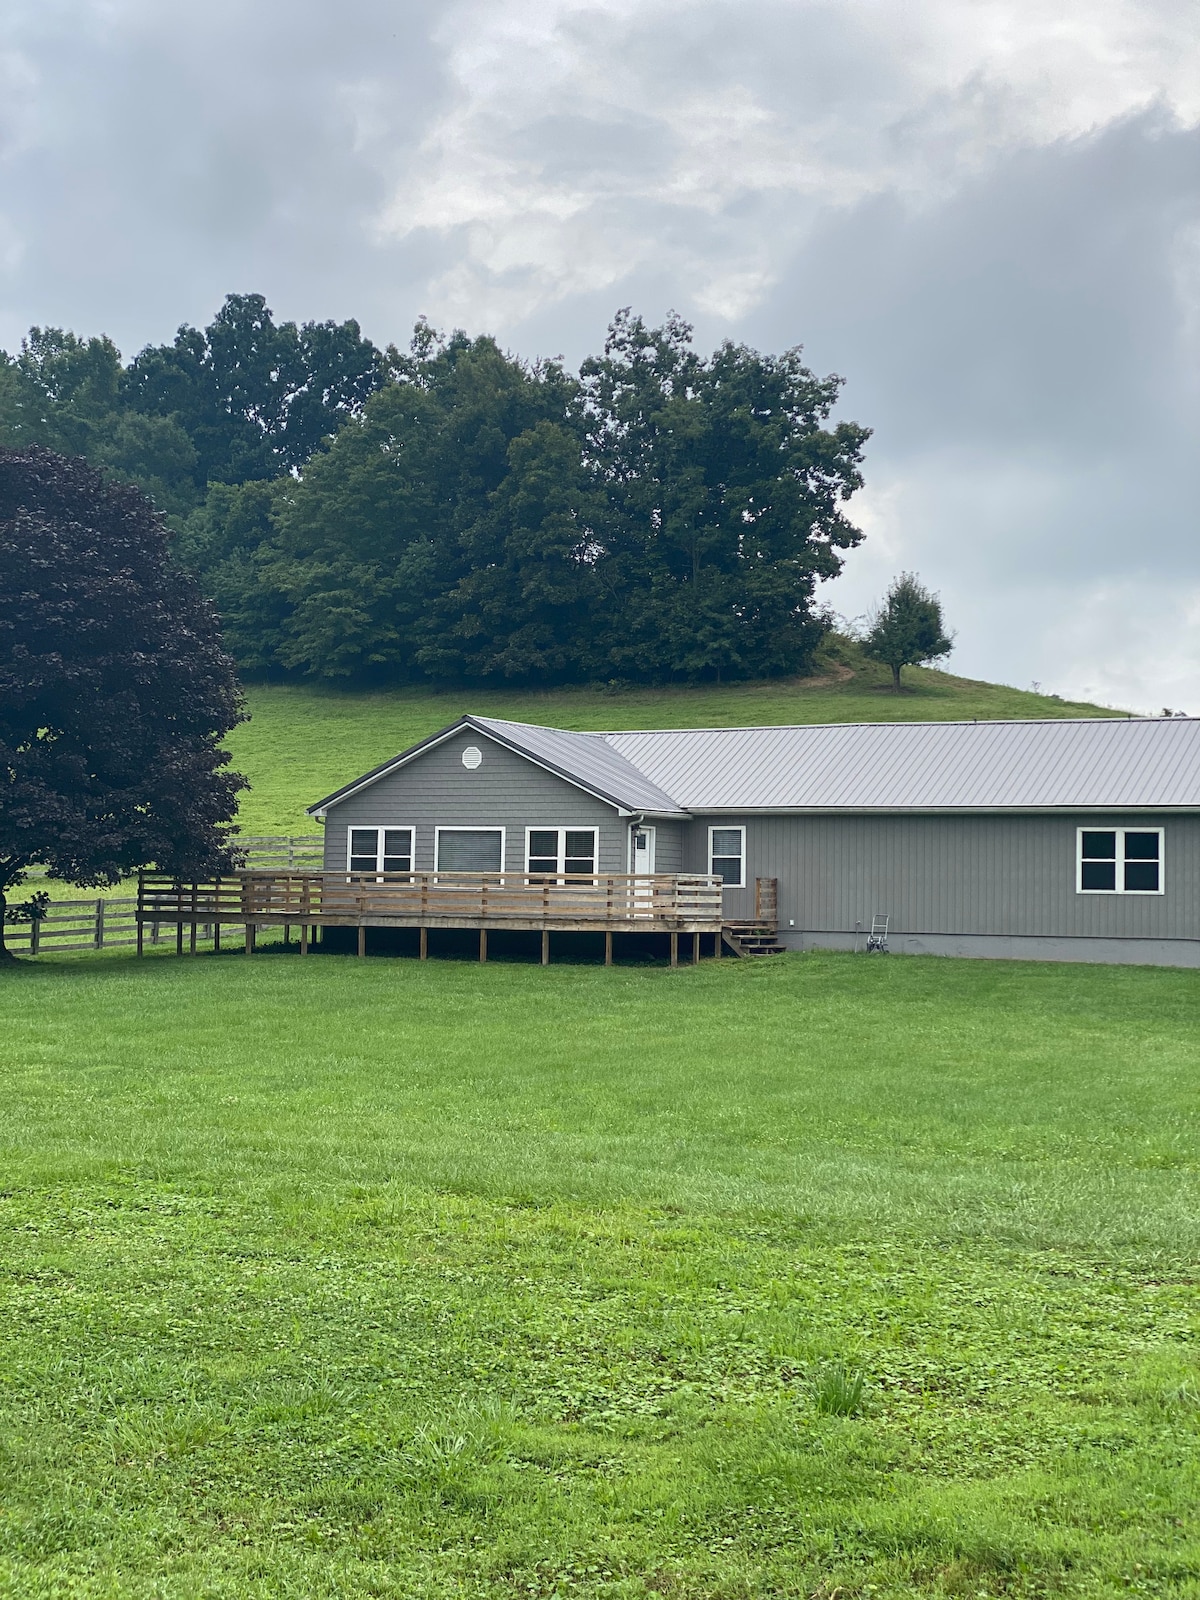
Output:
[[2, 948, 1199, 1597], [228, 639, 1116, 833]]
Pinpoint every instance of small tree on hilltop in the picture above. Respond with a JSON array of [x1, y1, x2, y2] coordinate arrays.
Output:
[[863, 572, 953, 692], [0, 448, 247, 959]]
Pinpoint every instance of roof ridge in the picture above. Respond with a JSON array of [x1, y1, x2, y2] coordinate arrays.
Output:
[[603, 716, 1151, 736]]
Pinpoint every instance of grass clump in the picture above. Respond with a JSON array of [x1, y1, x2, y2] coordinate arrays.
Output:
[[810, 1361, 868, 1417]]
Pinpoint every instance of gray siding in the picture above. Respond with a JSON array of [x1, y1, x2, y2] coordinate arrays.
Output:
[[684, 812, 1200, 944], [322, 727, 628, 873]]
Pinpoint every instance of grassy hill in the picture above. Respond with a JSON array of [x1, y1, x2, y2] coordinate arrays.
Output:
[[229, 636, 1120, 834]]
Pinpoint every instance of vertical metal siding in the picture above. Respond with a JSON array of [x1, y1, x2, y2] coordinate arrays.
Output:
[[684, 813, 1200, 938]]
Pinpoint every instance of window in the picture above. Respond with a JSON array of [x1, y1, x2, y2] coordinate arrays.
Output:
[[1077, 827, 1163, 894], [525, 827, 598, 880], [435, 827, 504, 872], [347, 826, 413, 875], [709, 826, 745, 888]]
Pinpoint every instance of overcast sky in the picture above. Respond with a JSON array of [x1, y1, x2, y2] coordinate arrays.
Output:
[[3, 0, 1197, 710]]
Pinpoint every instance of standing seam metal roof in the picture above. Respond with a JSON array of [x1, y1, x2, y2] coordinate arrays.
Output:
[[310, 714, 1200, 815], [601, 717, 1200, 810]]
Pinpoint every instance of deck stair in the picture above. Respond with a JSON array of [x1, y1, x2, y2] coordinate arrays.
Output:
[[722, 877, 785, 957]]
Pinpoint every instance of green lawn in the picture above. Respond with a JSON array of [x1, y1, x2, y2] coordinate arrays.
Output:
[[228, 639, 1118, 833], [2, 948, 1198, 1597]]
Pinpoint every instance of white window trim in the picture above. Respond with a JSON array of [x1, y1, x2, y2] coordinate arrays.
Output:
[[524, 826, 600, 878], [434, 825, 506, 874], [346, 825, 415, 875], [1076, 825, 1164, 895], [709, 824, 746, 889]]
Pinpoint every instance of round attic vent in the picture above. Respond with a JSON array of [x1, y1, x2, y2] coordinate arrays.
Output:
[[461, 745, 483, 769]]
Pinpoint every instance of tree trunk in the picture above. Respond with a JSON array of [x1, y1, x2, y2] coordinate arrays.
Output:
[[891, 662, 902, 693]]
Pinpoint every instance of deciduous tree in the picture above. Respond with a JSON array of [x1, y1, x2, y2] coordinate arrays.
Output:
[[0, 449, 246, 958], [863, 572, 954, 691]]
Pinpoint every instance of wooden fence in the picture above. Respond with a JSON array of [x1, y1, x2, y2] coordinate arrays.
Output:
[[4, 897, 139, 955]]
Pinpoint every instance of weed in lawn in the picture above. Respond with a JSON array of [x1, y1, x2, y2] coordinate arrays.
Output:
[[810, 1360, 867, 1416]]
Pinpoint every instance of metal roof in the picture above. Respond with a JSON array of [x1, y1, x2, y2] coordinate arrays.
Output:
[[603, 717, 1200, 811], [468, 716, 687, 814], [310, 713, 1200, 817]]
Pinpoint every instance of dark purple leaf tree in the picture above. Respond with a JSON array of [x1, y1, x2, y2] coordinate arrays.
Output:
[[0, 448, 246, 959]]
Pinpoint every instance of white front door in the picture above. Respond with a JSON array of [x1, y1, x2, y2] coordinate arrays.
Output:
[[631, 825, 656, 874], [631, 825, 655, 915]]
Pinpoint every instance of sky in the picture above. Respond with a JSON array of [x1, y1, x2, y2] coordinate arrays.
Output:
[[2, 0, 1198, 711]]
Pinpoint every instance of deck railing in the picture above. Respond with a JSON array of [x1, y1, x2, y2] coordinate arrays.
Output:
[[138, 870, 724, 933]]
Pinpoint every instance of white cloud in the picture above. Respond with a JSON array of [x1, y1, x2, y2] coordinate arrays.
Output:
[[0, 0, 1197, 706]]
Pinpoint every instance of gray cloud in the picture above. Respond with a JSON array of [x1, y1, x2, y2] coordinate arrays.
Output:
[[1, 0, 1197, 708]]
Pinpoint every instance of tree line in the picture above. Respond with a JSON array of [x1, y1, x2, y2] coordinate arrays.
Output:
[[0, 294, 872, 685]]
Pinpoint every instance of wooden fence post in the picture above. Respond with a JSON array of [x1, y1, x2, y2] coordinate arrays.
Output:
[[95, 898, 104, 950]]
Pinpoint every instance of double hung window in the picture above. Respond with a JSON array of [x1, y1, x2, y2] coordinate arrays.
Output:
[[526, 828, 598, 881], [1077, 828, 1163, 894], [348, 827, 413, 875], [709, 826, 745, 887]]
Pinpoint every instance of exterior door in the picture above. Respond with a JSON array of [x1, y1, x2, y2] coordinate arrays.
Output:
[[631, 825, 656, 875], [631, 825, 655, 916]]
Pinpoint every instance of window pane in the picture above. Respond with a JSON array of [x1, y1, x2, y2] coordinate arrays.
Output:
[[711, 829, 742, 857], [528, 857, 558, 876], [565, 831, 595, 875], [1081, 831, 1116, 860], [1124, 831, 1160, 861], [438, 830, 502, 871], [1081, 860, 1116, 891], [349, 829, 377, 872], [529, 830, 558, 858], [712, 855, 743, 886], [382, 829, 412, 870], [1124, 860, 1159, 892]]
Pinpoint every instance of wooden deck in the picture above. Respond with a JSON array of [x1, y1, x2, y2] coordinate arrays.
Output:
[[137, 870, 725, 963]]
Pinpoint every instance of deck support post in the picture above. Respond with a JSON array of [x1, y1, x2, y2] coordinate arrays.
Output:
[[714, 929, 722, 959], [213, 922, 221, 953], [693, 931, 700, 965], [357, 924, 366, 959], [479, 929, 488, 963], [176, 920, 183, 957], [136, 918, 143, 957], [300, 922, 308, 955], [246, 924, 255, 954], [604, 931, 613, 967], [670, 932, 678, 968], [419, 927, 428, 961], [283, 923, 290, 948], [541, 930, 550, 966]]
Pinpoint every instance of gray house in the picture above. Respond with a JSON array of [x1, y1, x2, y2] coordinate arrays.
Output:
[[305, 713, 1200, 966]]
